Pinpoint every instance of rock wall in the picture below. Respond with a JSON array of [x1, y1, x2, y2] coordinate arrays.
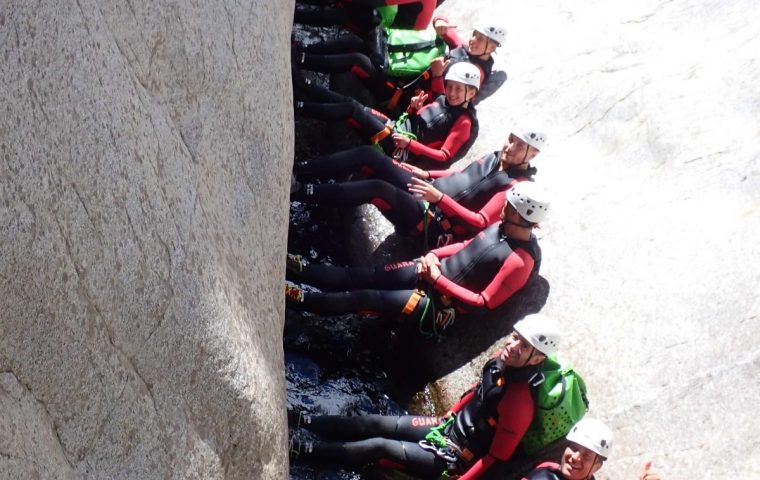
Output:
[[1, 1, 293, 478]]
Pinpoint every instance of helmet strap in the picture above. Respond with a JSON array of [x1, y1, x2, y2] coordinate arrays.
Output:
[[479, 38, 491, 57], [520, 346, 536, 368], [579, 453, 601, 480], [504, 218, 533, 229]]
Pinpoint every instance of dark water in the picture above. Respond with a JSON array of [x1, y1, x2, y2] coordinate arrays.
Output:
[[286, 30, 434, 472], [285, 193, 437, 480]]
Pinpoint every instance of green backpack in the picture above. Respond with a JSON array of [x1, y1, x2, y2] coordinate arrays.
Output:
[[385, 26, 447, 78], [521, 356, 590, 454], [376, 5, 398, 28]]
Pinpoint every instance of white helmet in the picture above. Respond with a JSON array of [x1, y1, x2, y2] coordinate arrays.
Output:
[[475, 24, 507, 46], [512, 127, 547, 151], [512, 313, 561, 357], [566, 418, 614, 459], [445, 62, 481, 90], [506, 181, 551, 224]]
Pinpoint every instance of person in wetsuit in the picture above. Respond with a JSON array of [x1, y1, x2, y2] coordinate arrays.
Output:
[[285, 181, 550, 330], [293, 21, 504, 106], [522, 419, 664, 480], [406, 21, 505, 107], [294, 61, 480, 165], [288, 314, 562, 479], [294, 0, 444, 32], [290, 126, 547, 249]]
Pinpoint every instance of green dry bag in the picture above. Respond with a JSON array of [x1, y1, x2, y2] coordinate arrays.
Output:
[[376, 5, 398, 28], [521, 356, 589, 454], [386, 26, 447, 78]]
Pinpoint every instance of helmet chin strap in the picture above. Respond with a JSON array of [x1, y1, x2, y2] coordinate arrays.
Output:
[[520, 148, 530, 165], [472, 38, 490, 57], [448, 88, 471, 107], [504, 218, 533, 229], [578, 454, 600, 480], [501, 144, 531, 168], [519, 346, 537, 368]]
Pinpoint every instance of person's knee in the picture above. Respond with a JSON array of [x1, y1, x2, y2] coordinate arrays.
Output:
[[355, 144, 383, 158], [361, 438, 399, 458]]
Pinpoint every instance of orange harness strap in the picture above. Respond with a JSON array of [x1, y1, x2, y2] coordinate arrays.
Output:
[[369, 125, 393, 144], [402, 289, 425, 315]]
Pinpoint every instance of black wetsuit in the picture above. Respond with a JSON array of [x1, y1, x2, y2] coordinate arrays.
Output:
[[293, 146, 535, 248], [293, 222, 541, 319], [291, 360, 540, 479], [295, 0, 445, 32], [522, 462, 564, 480], [295, 86, 477, 163]]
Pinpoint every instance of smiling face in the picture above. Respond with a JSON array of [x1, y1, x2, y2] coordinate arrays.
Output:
[[444, 80, 476, 106], [560, 443, 604, 480], [499, 133, 539, 168], [498, 331, 543, 368]]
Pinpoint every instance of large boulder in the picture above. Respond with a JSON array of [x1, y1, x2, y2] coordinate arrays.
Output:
[[1, 1, 293, 478]]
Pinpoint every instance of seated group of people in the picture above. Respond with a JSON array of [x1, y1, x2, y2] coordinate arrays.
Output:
[[286, 1, 663, 479]]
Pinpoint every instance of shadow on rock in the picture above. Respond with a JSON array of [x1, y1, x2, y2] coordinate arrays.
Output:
[[421, 274, 551, 381]]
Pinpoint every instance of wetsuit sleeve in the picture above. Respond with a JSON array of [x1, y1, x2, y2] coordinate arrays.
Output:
[[456, 383, 535, 480], [432, 248, 534, 309], [489, 383, 535, 460], [407, 114, 472, 163], [429, 15, 463, 97], [427, 168, 456, 179], [457, 455, 496, 480], [436, 179, 516, 230], [431, 75, 445, 96], [432, 15, 465, 49], [385, 0, 437, 30]]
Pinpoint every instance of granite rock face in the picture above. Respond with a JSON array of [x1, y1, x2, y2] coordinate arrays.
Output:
[[1, 1, 293, 478], [408, 0, 760, 478]]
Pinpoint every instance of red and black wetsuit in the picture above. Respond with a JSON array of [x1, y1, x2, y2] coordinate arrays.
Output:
[[293, 222, 540, 318], [291, 359, 539, 479], [522, 462, 564, 480], [295, 14, 460, 102], [398, 94, 479, 164], [295, 0, 443, 32], [293, 146, 535, 248], [296, 85, 477, 164]]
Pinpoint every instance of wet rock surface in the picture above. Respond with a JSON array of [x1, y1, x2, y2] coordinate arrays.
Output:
[[288, 0, 760, 479]]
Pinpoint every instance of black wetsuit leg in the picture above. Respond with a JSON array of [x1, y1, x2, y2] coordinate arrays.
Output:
[[296, 145, 411, 188], [303, 288, 416, 316], [297, 261, 420, 316], [299, 33, 367, 55], [303, 414, 440, 441], [295, 414, 447, 478], [295, 5, 379, 31], [293, 179, 424, 233], [294, 5, 353, 27], [299, 261, 418, 292], [300, 51, 378, 78], [295, 84, 390, 136], [306, 439, 445, 478]]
